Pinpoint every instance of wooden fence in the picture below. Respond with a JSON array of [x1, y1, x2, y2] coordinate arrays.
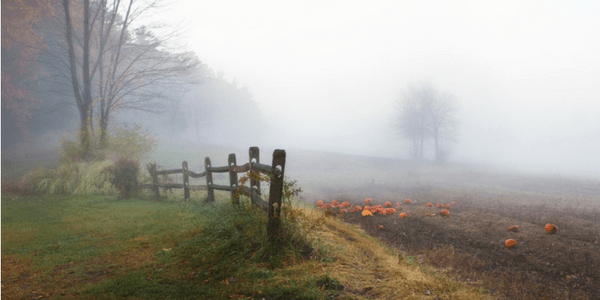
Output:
[[141, 147, 286, 240]]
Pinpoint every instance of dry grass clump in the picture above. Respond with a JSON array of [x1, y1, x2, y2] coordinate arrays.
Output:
[[301, 207, 489, 299]]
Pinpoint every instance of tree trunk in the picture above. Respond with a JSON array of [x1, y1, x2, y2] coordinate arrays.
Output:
[[79, 108, 91, 159], [99, 111, 109, 148], [63, 0, 92, 159]]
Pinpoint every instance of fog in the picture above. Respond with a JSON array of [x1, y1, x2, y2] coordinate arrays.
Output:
[[3, 1, 600, 180], [137, 0, 599, 178]]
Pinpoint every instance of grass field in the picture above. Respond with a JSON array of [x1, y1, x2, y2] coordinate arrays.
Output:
[[3, 140, 599, 299], [1, 191, 491, 299]]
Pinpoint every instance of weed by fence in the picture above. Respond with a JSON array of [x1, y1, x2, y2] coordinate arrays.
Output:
[[141, 147, 286, 241]]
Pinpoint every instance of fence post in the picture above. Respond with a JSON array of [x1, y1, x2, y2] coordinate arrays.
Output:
[[182, 161, 190, 201], [249, 147, 260, 199], [205, 157, 215, 202], [267, 149, 286, 243], [228, 153, 239, 205], [150, 163, 160, 200]]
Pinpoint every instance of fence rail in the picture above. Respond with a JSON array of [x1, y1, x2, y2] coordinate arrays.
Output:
[[141, 146, 286, 241]]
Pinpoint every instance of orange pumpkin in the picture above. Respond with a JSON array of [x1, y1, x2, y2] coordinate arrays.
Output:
[[378, 225, 384, 229], [384, 201, 392, 207], [505, 239, 517, 248], [507, 225, 519, 232], [362, 209, 373, 216], [545, 223, 558, 234], [352, 205, 362, 212], [444, 204, 451, 208], [436, 203, 443, 208], [364, 198, 373, 205], [451, 201, 456, 205], [404, 199, 411, 204], [386, 208, 396, 215], [440, 209, 449, 217], [316, 200, 324, 207], [341, 201, 350, 207], [331, 200, 339, 207], [426, 202, 433, 207], [399, 212, 408, 218], [339, 209, 348, 214]]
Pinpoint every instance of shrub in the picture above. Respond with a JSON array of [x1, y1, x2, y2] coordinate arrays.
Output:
[[25, 161, 117, 196], [104, 125, 157, 161], [108, 158, 140, 198], [58, 124, 157, 163]]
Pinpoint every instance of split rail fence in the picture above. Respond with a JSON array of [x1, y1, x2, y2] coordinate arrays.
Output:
[[141, 146, 286, 240]]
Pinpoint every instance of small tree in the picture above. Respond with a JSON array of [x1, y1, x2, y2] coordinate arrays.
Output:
[[108, 158, 139, 199]]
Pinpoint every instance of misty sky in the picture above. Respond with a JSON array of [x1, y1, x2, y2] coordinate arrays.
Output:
[[149, 0, 600, 177]]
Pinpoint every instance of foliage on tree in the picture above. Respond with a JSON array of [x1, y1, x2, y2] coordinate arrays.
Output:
[[394, 82, 459, 162], [1, 0, 54, 138]]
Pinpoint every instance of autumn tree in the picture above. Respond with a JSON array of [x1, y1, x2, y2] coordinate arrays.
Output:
[[394, 82, 459, 162], [1, 0, 54, 141]]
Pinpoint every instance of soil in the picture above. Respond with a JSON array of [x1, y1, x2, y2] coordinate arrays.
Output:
[[334, 197, 600, 300]]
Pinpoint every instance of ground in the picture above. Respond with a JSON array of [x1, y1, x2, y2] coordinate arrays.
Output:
[[333, 194, 600, 299]]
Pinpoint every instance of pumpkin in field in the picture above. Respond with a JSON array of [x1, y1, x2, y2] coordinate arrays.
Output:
[[396, 202, 402, 207], [505, 239, 517, 248], [378, 225, 384, 229], [339, 209, 348, 214], [425, 212, 435, 216], [404, 199, 411, 204], [316, 200, 324, 207], [352, 205, 362, 212], [451, 201, 456, 205], [384, 201, 392, 207], [362, 209, 373, 216], [341, 201, 350, 208], [323, 203, 331, 209], [440, 209, 449, 217], [399, 212, 408, 218], [425, 202, 433, 207], [331, 200, 339, 207], [507, 225, 519, 232], [436, 203, 443, 208], [444, 203, 451, 208], [545, 223, 558, 234], [386, 208, 396, 215], [364, 198, 373, 205]]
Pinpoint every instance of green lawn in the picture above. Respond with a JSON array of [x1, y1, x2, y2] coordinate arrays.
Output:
[[1, 193, 333, 299]]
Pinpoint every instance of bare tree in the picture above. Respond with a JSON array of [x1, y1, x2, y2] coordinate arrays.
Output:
[[58, 0, 199, 157], [394, 82, 459, 162], [426, 90, 459, 162], [62, 0, 93, 156]]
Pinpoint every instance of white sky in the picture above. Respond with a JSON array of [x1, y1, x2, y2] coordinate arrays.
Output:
[[150, 0, 600, 177]]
